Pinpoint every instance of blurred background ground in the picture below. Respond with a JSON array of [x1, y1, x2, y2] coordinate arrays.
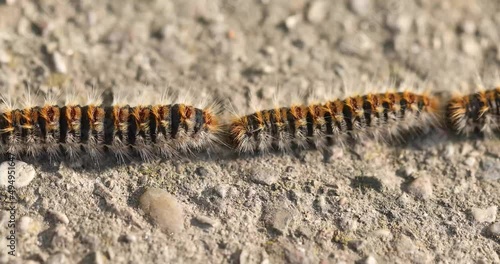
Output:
[[0, 0, 499, 263]]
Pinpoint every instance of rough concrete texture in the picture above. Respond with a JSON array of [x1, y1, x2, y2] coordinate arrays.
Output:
[[0, 0, 499, 263]]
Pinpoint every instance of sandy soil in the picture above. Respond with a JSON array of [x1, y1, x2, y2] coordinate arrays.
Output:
[[0, 0, 499, 263]]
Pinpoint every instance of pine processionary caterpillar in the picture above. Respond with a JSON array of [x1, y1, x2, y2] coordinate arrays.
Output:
[[229, 91, 440, 153], [0, 93, 222, 163], [447, 87, 500, 137], [0, 86, 463, 161]]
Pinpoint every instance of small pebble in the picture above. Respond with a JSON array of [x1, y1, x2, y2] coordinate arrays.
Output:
[[0, 48, 11, 64], [48, 210, 70, 225], [0, 160, 36, 188], [249, 167, 278, 186], [471, 206, 497, 223], [348, 0, 372, 15], [307, 0, 329, 24], [480, 157, 500, 180], [403, 166, 416, 178], [464, 157, 476, 167], [93, 251, 105, 264], [487, 222, 500, 236], [386, 14, 413, 34], [363, 256, 378, 264], [395, 235, 415, 254], [17, 216, 33, 234], [215, 184, 229, 198], [460, 20, 476, 35], [461, 36, 481, 57], [338, 34, 373, 57], [285, 14, 301, 30], [139, 188, 184, 233], [17, 17, 30, 36], [406, 176, 433, 200], [461, 143, 473, 155], [340, 217, 358, 232], [52, 52, 68, 73], [443, 144, 455, 160], [123, 234, 137, 243], [262, 46, 276, 56], [397, 193, 411, 206], [265, 207, 294, 235], [316, 195, 327, 212], [193, 215, 219, 228]]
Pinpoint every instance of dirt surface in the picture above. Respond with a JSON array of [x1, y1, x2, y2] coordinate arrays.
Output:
[[0, 0, 499, 263]]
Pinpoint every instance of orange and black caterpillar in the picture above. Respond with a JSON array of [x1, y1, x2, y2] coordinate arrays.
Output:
[[447, 87, 500, 137], [0, 100, 221, 162], [230, 91, 439, 153]]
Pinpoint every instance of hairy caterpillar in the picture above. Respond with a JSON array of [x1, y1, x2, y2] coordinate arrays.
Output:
[[229, 91, 440, 153], [447, 87, 500, 137], [0, 91, 221, 163]]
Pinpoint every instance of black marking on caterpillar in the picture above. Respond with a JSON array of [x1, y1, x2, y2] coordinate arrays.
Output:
[[230, 91, 440, 153], [447, 87, 500, 137]]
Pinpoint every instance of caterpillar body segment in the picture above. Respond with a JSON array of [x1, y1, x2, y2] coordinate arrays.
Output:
[[447, 87, 500, 137], [230, 91, 440, 153], [0, 98, 221, 162]]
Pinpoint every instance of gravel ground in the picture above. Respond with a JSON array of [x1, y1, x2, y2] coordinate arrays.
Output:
[[0, 0, 499, 263]]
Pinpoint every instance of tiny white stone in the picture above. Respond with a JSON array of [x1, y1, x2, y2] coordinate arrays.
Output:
[[17, 216, 33, 233], [443, 144, 455, 160], [386, 14, 413, 34], [364, 255, 378, 264], [124, 234, 137, 243], [194, 215, 220, 228], [52, 51, 68, 73], [488, 222, 500, 236], [0, 160, 36, 188], [464, 157, 476, 167], [403, 166, 416, 177], [307, 0, 329, 24], [0, 48, 11, 64], [349, 0, 372, 15], [471, 206, 497, 223], [94, 251, 105, 264], [285, 14, 301, 29], [49, 210, 70, 225], [460, 20, 476, 35], [461, 36, 481, 57]]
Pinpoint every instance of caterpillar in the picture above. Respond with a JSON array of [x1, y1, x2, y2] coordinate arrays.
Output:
[[447, 87, 500, 137], [229, 91, 440, 153], [0, 91, 222, 163]]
